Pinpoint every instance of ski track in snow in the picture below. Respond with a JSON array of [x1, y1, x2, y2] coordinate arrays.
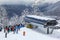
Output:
[[0, 27, 60, 40]]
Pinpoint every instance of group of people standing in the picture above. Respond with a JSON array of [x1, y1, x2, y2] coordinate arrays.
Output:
[[4, 24, 24, 38]]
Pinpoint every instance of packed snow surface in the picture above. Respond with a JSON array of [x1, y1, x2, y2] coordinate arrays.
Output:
[[0, 27, 60, 40]]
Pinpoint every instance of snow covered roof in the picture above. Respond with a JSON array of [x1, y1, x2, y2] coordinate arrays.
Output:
[[26, 15, 56, 20]]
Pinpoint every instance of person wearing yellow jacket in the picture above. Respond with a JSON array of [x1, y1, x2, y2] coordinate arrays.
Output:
[[26, 24, 33, 29]]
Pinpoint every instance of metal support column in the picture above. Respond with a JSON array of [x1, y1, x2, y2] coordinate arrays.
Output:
[[47, 27, 49, 34]]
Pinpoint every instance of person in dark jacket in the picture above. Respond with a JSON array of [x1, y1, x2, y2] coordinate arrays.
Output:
[[0, 27, 2, 31], [7, 27, 10, 33], [11, 26, 16, 34], [11, 25, 16, 34]]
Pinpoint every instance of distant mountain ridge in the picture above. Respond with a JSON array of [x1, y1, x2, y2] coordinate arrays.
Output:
[[2, 3, 50, 17], [1, 1, 60, 18]]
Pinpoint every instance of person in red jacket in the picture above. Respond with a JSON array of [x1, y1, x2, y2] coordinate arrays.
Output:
[[11, 26, 14, 31], [11, 26, 15, 34]]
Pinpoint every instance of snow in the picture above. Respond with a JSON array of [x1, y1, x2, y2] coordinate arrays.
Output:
[[0, 27, 60, 40], [26, 15, 56, 20]]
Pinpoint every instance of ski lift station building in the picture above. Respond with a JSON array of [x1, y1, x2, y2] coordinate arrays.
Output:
[[24, 15, 60, 34]]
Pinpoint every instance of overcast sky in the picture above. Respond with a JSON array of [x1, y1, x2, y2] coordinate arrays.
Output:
[[0, 0, 60, 4]]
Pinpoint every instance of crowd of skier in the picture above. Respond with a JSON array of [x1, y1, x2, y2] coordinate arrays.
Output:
[[0, 23, 25, 38]]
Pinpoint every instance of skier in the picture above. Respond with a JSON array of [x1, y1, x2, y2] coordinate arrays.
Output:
[[20, 23, 24, 29], [17, 24, 21, 30], [11, 26, 14, 31], [11, 26, 15, 34], [8, 26, 11, 32], [7, 27, 10, 33], [0, 27, 2, 31], [15, 24, 19, 34], [5, 26, 8, 38]]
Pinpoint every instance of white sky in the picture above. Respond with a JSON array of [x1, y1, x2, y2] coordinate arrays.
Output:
[[0, 0, 60, 4]]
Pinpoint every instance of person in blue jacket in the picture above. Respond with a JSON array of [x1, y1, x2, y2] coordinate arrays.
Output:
[[15, 24, 25, 34], [17, 24, 20, 30], [20, 24, 24, 28], [18, 23, 24, 30], [15, 24, 19, 34]]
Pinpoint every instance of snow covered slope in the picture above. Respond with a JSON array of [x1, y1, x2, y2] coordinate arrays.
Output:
[[0, 27, 60, 40]]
